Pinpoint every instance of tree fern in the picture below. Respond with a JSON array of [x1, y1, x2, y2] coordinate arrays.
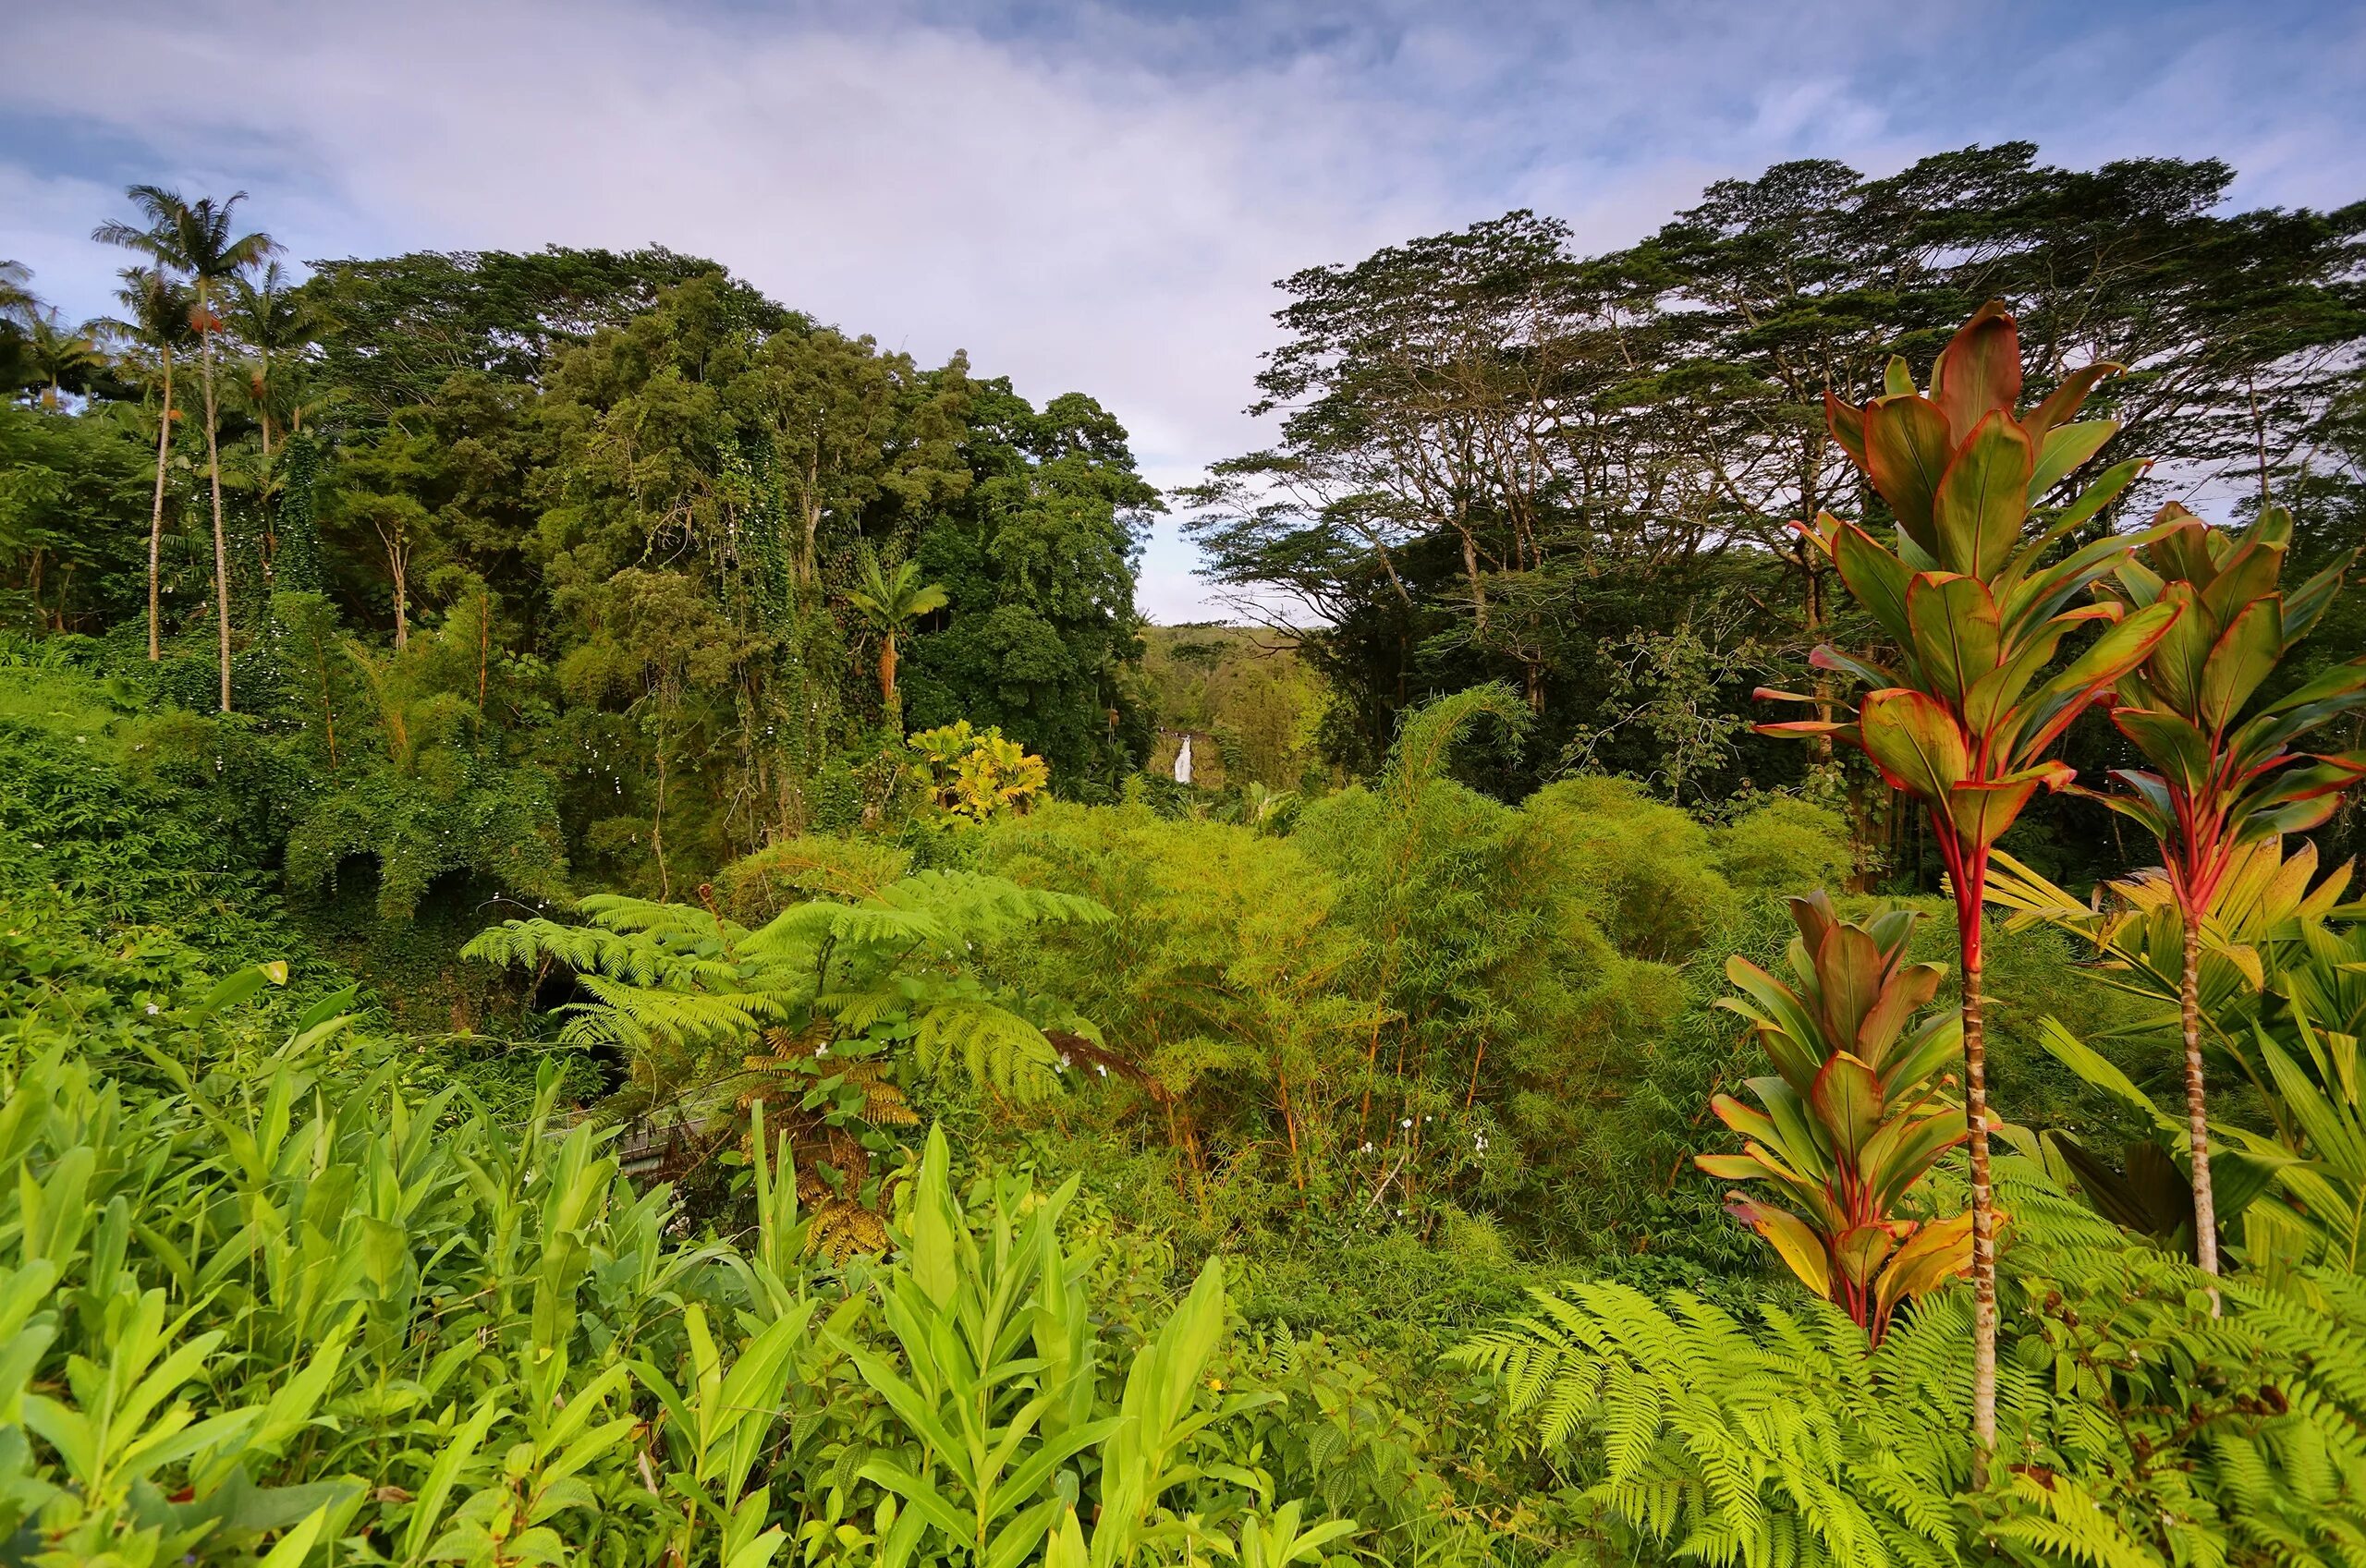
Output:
[[465, 868, 1111, 1118]]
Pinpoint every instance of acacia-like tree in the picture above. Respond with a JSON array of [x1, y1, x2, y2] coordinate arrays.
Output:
[[96, 187, 274, 711], [1758, 303, 2183, 1464], [844, 549, 948, 728]]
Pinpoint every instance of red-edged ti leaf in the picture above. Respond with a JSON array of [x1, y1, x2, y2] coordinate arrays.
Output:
[[2113, 708, 2214, 797], [1833, 518, 1914, 646], [1725, 1198, 1831, 1299], [1904, 572, 2001, 704], [2023, 361, 2120, 442], [1809, 644, 1897, 690], [2144, 504, 2216, 586], [1930, 301, 2022, 445], [1810, 1051, 1885, 1161], [2007, 597, 2182, 764], [2196, 596, 2282, 733], [1833, 1222, 1905, 1288], [1933, 410, 2034, 579], [1863, 395, 1952, 560], [2028, 419, 2118, 503], [1852, 962, 1944, 1070], [1856, 687, 1970, 800], [1825, 391, 1867, 470], [1813, 922, 1886, 1049], [1945, 773, 2049, 852]]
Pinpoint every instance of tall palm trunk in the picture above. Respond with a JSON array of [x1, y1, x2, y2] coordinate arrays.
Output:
[[879, 631, 901, 728], [200, 302, 232, 712], [147, 344, 174, 662], [2181, 912, 2222, 1295]]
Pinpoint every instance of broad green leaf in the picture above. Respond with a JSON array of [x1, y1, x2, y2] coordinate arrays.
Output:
[[1929, 302, 2021, 442], [1863, 395, 1951, 557], [1932, 410, 2032, 578], [1808, 1053, 1884, 1160], [2028, 419, 2117, 501], [1856, 688, 1969, 801], [2196, 596, 2282, 732], [1904, 572, 2000, 704], [2113, 709, 2213, 797]]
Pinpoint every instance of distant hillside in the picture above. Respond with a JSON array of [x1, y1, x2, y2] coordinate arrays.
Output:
[[1137, 623, 1334, 793]]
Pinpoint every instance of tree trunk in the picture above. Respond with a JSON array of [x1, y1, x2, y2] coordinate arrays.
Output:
[[2182, 912, 2223, 1298], [148, 346, 174, 662], [1951, 837, 2000, 1475], [878, 632, 900, 728], [201, 319, 232, 713]]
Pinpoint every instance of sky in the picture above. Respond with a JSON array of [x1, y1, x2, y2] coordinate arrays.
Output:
[[6, 0, 2363, 620]]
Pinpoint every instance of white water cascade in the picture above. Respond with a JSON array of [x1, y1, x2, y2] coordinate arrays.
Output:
[[1174, 733, 1193, 784]]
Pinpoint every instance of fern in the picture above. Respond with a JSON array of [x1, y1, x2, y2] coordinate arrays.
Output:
[[1455, 1158, 2366, 1566], [466, 868, 1112, 1117]]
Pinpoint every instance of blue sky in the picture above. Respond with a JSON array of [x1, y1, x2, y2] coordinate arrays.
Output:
[[8, 1, 2363, 619]]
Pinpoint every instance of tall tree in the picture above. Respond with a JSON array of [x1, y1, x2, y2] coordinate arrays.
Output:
[[18, 307, 104, 410], [104, 264, 195, 660], [96, 186, 275, 711], [226, 259, 312, 461]]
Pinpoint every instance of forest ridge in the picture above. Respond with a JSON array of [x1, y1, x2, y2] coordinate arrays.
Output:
[[0, 134, 2363, 1567]]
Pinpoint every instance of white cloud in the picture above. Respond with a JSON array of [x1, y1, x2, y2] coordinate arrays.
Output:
[[9, 0, 2363, 619]]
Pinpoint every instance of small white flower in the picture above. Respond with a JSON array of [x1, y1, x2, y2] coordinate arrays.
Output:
[[1400, 1118, 1412, 1129], [1360, 1141, 1373, 1154], [1094, 1063, 1108, 1077], [145, 1003, 160, 1016]]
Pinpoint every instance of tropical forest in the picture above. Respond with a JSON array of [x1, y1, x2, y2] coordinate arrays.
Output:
[[2, 120, 2365, 1568]]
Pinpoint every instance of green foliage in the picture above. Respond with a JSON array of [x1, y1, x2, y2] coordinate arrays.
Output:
[[1701, 893, 1972, 1342], [464, 868, 1111, 1122], [1455, 1163, 2366, 1566], [907, 722, 1053, 826], [0, 949, 1366, 1565]]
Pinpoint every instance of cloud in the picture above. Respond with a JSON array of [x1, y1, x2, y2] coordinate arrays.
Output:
[[9, 0, 2363, 620]]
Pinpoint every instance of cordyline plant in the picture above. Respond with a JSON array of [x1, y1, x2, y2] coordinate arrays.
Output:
[[2084, 502, 2365, 1283], [1699, 892, 1972, 1345], [1759, 302, 2184, 1458]]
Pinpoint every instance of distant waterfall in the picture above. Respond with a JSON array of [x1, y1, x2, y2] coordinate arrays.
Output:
[[1174, 734, 1192, 785]]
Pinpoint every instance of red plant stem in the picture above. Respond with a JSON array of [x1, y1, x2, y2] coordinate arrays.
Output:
[[1939, 827, 2000, 1472]]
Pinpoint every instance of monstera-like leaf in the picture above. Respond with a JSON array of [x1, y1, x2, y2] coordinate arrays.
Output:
[[1698, 892, 1972, 1343]]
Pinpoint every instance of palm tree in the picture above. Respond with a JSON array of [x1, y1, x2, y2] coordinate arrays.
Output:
[[843, 548, 948, 728], [19, 307, 104, 409], [104, 264, 197, 659], [96, 187, 275, 713], [226, 260, 311, 462], [0, 260, 32, 322]]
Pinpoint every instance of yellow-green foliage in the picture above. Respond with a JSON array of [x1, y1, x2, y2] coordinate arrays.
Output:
[[972, 691, 1848, 1246], [907, 720, 1051, 824]]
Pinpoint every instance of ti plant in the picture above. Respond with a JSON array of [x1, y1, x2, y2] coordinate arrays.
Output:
[[2082, 502, 2365, 1281], [1699, 892, 1971, 1344], [1759, 301, 2184, 1455]]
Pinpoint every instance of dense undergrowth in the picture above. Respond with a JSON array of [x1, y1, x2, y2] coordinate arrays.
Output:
[[10, 642, 2363, 1565]]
